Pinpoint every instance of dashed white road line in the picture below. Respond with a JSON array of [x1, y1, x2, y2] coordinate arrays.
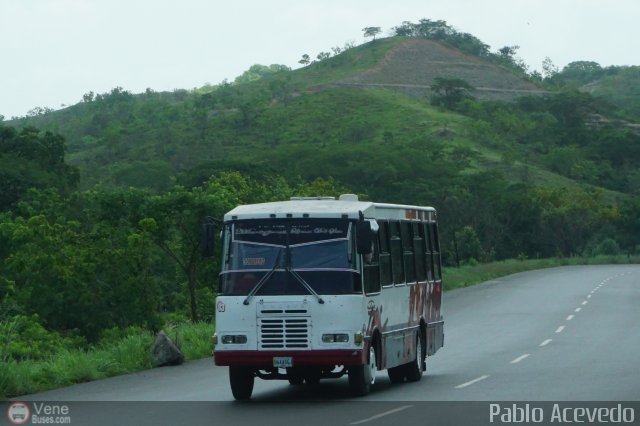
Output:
[[350, 405, 413, 425], [582, 301, 588, 305], [566, 314, 574, 321], [455, 375, 490, 389], [510, 354, 530, 364], [574, 308, 581, 313], [587, 294, 592, 299], [556, 326, 565, 333], [540, 339, 552, 347]]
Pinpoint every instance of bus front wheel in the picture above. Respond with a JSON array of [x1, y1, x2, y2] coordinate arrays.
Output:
[[229, 366, 255, 400]]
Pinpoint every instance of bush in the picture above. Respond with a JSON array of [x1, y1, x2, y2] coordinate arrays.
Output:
[[0, 315, 86, 361], [0, 327, 155, 398], [591, 238, 621, 256]]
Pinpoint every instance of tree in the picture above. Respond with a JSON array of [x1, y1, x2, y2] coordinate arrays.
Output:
[[298, 54, 310, 66], [316, 51, 331, 61], [430, 77, 475, 109], [616, 198, 640, 254], [82, 92, 95, 103], [362, 27, 382, 40], [234, 64, 290, 84], [0, 125, 79, 211], [532, 187, 612, 257], [454, 226, 483, 264], [541, 57, 559, 79], [498, 45, 519, 59], [553, 61, 605, 86], [26, 106, 53, 117]]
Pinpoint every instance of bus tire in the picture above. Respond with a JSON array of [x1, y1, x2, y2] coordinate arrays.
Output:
[[287, 368, 304, 385], [387, 365, 405, 383], [348, 344, 376, 396], [405, 330, 425, 382], [305, 368, 321, 385], [288, 376, 304, 385], [229, 366, 255, 400]]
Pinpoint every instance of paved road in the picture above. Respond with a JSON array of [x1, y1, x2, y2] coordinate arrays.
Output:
[[8, 265, 640, 425]]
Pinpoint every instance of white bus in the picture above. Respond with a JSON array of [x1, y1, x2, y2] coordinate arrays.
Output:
[[208, 194, 444, 400]]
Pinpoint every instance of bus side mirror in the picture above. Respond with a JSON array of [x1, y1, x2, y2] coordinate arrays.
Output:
[[201, 222, 216, 257], [356, 221, 372, 255]]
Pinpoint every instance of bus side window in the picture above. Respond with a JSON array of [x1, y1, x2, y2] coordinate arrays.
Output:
[[389, 221, 405, 285], [413, 222, 426, 282], [378, 221, 393, 287], [431, 222, 442, 281], [401, 221, 416, 284], [424, 222, 435, 282], [364, 230, 381, 294]]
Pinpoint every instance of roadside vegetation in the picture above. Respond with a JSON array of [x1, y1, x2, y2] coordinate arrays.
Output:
[[443, 255, 640, 291], [0, 321, 212, 399]]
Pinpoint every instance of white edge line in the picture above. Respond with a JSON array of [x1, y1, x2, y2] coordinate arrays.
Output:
[[540, 339, 552, 347], [510, 353, 531, 364], [556, 326, 565, 333], [455, 375, 490, 389], [350, 405, 413, 425]]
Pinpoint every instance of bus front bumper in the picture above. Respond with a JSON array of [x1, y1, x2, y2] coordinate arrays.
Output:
[[214, 349, 366, 367]]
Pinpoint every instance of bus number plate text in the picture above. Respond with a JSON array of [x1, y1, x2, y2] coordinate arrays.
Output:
[[273, 357, 293, 368]]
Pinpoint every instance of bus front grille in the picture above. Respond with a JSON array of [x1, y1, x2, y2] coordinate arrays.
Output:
[[259, 318, 309, 349]]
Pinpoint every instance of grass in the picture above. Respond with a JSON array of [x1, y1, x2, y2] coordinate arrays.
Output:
[[172, 322, 215, 360], [443, 255, 640, 291], [0, 322, 214, 399]]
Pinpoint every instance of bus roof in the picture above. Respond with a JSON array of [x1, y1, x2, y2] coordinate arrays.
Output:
[[224, 195, 436, 221]]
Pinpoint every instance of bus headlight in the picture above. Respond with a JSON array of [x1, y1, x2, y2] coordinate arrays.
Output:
[[322, 333, 349, 343], [221, 335, 248, 344], [354, 331, 364, 346]]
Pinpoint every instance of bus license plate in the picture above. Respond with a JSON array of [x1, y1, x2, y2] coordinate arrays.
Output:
[[273, 357, 293, 368]]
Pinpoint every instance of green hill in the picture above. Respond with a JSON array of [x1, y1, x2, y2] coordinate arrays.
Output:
[[8, 38, 558, 189], [7, 33, 640, 256]]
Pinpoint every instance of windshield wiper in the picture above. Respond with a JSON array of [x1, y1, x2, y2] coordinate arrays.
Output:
[[243, 250, 282, 306], [288, 268, 325, 304]]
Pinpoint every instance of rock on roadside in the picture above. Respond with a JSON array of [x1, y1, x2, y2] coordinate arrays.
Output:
[[151, 331, 184, 367]]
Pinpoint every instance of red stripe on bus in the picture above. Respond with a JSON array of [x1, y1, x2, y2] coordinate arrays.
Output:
[[214, 349, 366, 366]]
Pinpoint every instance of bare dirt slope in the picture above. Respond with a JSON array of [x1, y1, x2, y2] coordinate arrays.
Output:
[[337, 39, 547, 101]]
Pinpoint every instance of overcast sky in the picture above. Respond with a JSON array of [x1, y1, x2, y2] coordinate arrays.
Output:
[[1, 0, 639, 119]]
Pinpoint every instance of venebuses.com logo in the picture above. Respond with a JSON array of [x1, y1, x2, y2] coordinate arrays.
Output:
[[6, 401, 72, 425], [7, 402, 30, 425]]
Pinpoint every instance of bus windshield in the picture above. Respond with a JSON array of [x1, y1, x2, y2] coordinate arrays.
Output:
[[220, 219, 359, 296]]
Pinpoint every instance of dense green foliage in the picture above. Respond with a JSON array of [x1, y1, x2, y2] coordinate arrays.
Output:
[[0, 126, 79, 208], [0, 169, 345, 341], [392, 19, 491, 58], [452, 91, 640, 194]]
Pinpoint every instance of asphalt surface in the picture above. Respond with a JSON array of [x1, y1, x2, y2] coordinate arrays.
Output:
[[7, 265, 640, 425]]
